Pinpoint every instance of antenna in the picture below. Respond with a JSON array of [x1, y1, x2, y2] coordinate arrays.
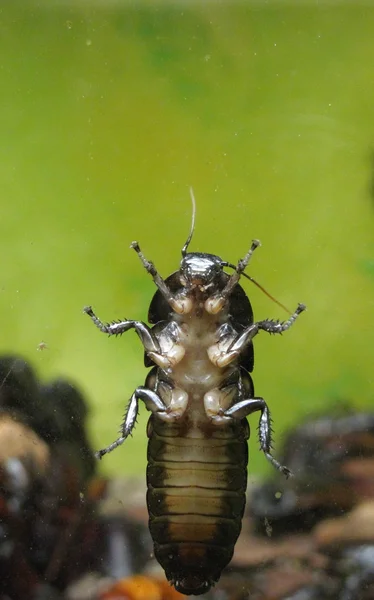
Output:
[[181, 187, 196, 257], [222, 261, 291, 314]]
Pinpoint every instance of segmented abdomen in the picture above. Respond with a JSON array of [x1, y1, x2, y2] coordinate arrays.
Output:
[[146, 416, 249, 596]]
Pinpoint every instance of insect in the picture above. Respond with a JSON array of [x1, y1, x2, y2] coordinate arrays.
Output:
[[84, 190, 306, 596]]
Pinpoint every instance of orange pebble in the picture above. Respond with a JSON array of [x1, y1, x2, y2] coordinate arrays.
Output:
[[99, 576, 187, 600], [100, 575, 162, 600]]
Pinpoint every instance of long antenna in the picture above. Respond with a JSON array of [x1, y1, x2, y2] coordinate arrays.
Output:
[[222, 261, 291, 314], [181, 187, 196, 257]]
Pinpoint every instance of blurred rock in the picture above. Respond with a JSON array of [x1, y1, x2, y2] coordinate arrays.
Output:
[[314, 501, 374, 547], [38, 379, 96, 484], [0, 413, 49, 473], [250, 409, 374, 537]]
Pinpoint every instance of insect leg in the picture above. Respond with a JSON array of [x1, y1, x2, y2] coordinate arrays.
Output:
[[130, 243, 191, 314], [95, 387, 167, 459], [205, 240, 260, 313], [229, 302, 306, 351], [220, 240, 261, 298], [225, 398, 291, 477], [255, 302, 306, 335], [83, 307, 161, 353], [208, 303, 305, 367]]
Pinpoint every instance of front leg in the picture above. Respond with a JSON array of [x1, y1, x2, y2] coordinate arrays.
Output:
[[205, 240, 260, 314], [208, 303, 306, 368], [130, 242, 192, 314]]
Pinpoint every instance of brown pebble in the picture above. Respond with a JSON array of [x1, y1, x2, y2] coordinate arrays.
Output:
[[314, 501, 374, 547]]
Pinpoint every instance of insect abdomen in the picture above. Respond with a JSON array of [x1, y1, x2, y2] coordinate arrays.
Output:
[[146, 417, 249, 596]]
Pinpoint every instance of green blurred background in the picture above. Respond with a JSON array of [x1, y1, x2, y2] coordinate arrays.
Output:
[[0, 1, 373, 478]]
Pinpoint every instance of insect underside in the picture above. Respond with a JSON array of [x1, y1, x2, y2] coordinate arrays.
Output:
[[84, 194, 305, 596]]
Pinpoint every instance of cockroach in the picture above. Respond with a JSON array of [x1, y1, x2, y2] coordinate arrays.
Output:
[[84, 190, 306, 596]]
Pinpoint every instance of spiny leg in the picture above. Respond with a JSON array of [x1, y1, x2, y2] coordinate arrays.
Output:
[[224, 397, 291, 478], [209, 303, 306, 368], [256, 302, 307, 335], [229, 302, 306, 352], [95, 387, 167, 459], [83, 306, 161, 354]]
